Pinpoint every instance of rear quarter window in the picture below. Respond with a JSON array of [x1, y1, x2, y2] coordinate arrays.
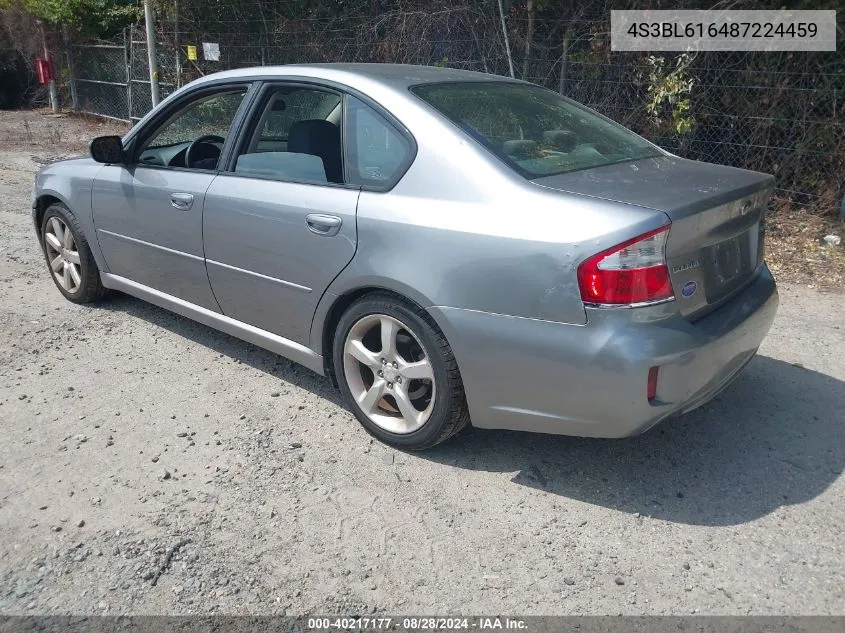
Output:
[[345, 95, 411, 188]]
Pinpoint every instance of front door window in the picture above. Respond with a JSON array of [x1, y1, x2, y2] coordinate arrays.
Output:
[[137, 89, 248, 170]]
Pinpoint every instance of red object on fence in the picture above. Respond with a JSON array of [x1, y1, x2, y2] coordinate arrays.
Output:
[[35, 57, 54, 84]]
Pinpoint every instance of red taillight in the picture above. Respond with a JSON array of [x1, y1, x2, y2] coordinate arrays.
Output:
[[577, 225, 674, 305]]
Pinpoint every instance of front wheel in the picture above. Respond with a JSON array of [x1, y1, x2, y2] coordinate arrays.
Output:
[[41, 203, 105, 303], [333, 293, 470, 450]]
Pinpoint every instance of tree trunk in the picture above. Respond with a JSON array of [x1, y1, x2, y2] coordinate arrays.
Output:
[[496, 0, 515, 78], [469, 22, 489, 74], [522, 0, 535, 81], [559, 29, 570, 95]]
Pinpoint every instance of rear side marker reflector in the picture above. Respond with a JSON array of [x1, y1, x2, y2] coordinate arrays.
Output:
[[578, 225, 674, 306], [647, 366, 659, 402]]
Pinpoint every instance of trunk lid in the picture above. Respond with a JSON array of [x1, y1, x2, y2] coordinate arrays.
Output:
[[534, 155, 774, 319]]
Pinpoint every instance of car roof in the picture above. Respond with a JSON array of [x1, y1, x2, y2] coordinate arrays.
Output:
[[127, 63, 524, 145], [194, 63, 521, 91]]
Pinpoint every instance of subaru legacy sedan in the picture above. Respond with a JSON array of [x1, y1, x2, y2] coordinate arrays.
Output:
[[32, 64, 778, 449]]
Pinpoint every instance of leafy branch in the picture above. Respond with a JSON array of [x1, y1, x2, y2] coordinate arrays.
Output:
[[643, 53, 696, 136]]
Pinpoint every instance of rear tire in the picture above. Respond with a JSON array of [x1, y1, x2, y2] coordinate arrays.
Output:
[[333, 292, 470, 450], [41, 203, 105, 304]]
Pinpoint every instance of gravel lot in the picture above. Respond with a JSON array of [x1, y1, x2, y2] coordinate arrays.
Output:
[[0, 110, 843, 616]]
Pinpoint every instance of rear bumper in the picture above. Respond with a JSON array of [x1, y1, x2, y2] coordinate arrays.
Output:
[[429, 265, 778, 438]]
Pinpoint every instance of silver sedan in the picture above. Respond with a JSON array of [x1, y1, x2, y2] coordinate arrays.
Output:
[[32, 64, 778, 449]]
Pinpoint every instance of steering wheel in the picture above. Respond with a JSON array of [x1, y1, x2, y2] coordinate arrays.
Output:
[[185, 134, 225, 168]]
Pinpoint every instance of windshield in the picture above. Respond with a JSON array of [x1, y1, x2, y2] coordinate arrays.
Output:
[[411, 81, 662, 179]]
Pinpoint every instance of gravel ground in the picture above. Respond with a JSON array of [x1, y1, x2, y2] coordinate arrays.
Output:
[[0, 110, 843, 616]]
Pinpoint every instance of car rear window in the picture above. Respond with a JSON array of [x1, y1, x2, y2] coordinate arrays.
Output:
[[411, 81, 662, 179]]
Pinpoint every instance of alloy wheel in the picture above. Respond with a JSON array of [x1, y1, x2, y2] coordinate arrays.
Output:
[[44, 216, 82, 294], [342, 314, 436, 434]]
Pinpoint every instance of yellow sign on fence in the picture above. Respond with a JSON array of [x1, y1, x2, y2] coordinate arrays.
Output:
[[186, 45, 197, 61]]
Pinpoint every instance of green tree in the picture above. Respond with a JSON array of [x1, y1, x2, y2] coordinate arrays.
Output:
[[0, 0, 139, 37]]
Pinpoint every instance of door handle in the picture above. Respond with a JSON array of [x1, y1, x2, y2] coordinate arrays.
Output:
[[306, 214, 342, 237], [170, 192, 194, 210]]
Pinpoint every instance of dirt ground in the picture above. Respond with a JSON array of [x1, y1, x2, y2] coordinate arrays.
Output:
[[0, 109, 843, 616]]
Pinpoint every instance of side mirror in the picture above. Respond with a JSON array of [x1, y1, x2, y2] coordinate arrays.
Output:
[[90, 136, 125, 164]]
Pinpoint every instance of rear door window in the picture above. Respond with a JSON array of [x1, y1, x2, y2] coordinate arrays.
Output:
[[233, 86, 343, 184]]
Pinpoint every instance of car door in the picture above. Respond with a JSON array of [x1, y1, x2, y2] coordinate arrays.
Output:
[[91, 84, 253, 310], [202, 83, 362, 345]]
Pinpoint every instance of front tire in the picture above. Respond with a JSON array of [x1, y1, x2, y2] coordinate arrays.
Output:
[[41, 203, 105, 303], [333, 293, 470, 450]]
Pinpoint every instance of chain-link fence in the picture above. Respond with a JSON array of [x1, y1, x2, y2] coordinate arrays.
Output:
[[128, 29, 178, 121], [69, 26, 177, 123], [61, 3, 844, 214], [70, 37, 128, 121]]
